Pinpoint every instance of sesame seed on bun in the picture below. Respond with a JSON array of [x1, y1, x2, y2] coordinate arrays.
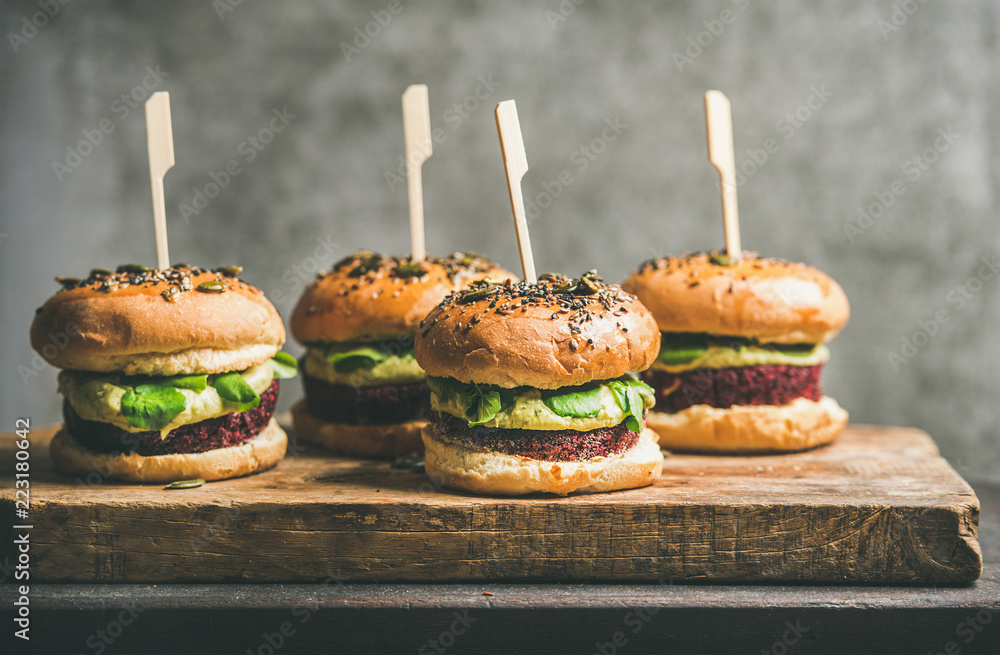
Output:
[[31, 263, 290, 482], [291, 251, 516, 345], [30, 265, 285, 376], [289, 251, 517, 458], [622, 252, 849, 345], [415, 271, 664, 496], [415, 272, 661, 390], [622, 251, 850, 454]]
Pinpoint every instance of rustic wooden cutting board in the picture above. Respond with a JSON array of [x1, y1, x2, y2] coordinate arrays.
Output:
[[0, 423, 981, 584]]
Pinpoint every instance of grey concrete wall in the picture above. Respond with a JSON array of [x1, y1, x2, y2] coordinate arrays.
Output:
[[1, 0, 997, 482]]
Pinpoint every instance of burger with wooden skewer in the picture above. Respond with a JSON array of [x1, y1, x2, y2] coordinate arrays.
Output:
[[622, 91, 850, 453], [289, 86, 515, 458], [414, 100, 664, 496], [31, 93, 295, 483]]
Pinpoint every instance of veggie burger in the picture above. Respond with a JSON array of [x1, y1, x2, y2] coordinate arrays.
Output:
[[415, 271, 664, 496], [30, 264, 296, 483], [290, 251, 514, 457], [622, 252, 850, 453]]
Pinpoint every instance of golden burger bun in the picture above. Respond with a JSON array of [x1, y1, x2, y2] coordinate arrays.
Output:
[[50, 417, 288, 483], [415, 273, 661, 389], [30, 265, 285, 375], [646, 396, 848, 453], [422, 424, 663, 496], [291, 251, 516, 344], [622, 252, 849, 344]]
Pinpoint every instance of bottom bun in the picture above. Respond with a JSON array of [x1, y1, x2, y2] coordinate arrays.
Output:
[[292, 400, 424, 458], [422, 424, 664, 496], [50, 418, 287, 483], [647, 395, 848, 454]]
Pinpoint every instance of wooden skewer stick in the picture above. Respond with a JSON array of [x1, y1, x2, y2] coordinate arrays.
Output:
[[402, 84, 432, 262], [704, 90, 741, 259], [145, 92, 175, 270], [494, 100, 536, 283]]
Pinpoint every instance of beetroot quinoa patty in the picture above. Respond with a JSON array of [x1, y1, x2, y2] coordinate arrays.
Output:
[[432, 411, 643, 462], [302, 374, 429, 425], [64, 380, 279, 456], [642, 364, 823, 414]]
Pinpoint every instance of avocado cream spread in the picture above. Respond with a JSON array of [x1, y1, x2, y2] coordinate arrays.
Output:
[[58, 363, 274, 439], [303, 344, 426, 387], [432, 385, 654, 432], [654, 342, 829, 373]]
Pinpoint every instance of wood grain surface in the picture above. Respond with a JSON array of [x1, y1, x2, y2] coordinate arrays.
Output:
[[3, 566, 998, 655], [0, 423, 981, 584]]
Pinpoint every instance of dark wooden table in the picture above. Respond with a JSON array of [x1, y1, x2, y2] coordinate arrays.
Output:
[[1, 479, 997, 654]]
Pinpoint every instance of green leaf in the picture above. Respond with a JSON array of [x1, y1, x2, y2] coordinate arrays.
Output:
[[212, 372, 261, 411], [623, 384, 644, 433], [152, 374, 208, 392], [426, 376, 459, 399], [543, 385, 604, 418], [467, 389, 502, 425], [608, 382, 630, 422], [121, 385, 188, 431], [464, 387, 515, 426], [428, 377, 514, 426], [326, 346, 389, 373], [608, 377, 653, 434], [270, 352, 298, 379]]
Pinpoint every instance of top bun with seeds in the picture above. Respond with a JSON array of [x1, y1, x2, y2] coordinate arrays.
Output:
[[414, 271, 661, 389], [621, 252, 849, 344], [291, 251, 516, 344], [30, 264, 285, 376]]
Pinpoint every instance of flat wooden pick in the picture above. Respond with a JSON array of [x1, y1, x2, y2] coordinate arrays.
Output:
[[494, 100, 536, 283], [145, 92, 175, 270], [402, 84, 432, 262], [705, 90, 741, 259]]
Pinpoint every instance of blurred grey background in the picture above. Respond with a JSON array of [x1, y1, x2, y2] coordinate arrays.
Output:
[[1, 0, 997, 483]]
